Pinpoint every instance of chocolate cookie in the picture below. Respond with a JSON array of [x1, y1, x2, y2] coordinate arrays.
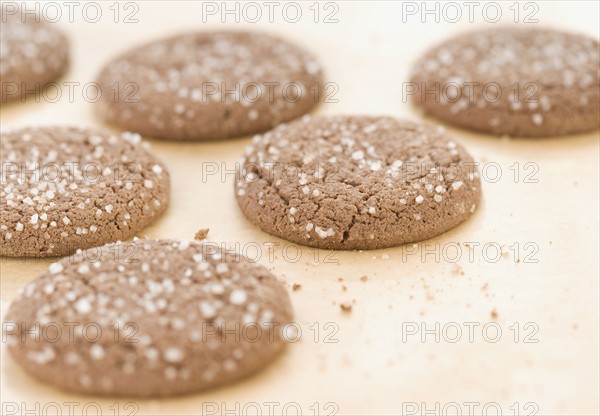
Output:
[[95, 31, 323, 141], [235, 115, 481, 250], [4, 239, 294, 397], [410, 27, 600, 137], [0, 126, 170, 257], [0, 6, 69, 103]]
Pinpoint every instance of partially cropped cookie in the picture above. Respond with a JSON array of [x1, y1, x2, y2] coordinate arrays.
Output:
[[235, 115, 481, 250], [410, 27, 600, 137], [4, 239, 293, 397], [95, 31, 323, 141], [0, 126, 169, 257], [0, 7, 69, 103]]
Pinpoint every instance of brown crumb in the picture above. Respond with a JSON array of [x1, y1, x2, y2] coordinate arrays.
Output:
[[292, 283, 302, 291], [341, 285, 347, 292], [451, 264, 464, 276], [340, 302, 352, 313], [490, 309, 498, 320], [337, 277, 344, 282], [194, 228, 209, 240], [360, 275, 368, 282]]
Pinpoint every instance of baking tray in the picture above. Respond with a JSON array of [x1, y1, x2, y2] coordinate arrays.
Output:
[[1, 1, 599, 414]]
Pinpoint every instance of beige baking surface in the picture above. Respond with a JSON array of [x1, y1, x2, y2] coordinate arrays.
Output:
[[1, 1, 599, 415]]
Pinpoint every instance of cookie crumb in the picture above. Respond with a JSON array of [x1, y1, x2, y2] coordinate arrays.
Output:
[[340, 302, 353, 313], [360, 275, 368, 282], [451, 264, 464, 276], [292, 283, 302, 291], [490, 309, 498, 320], [194, 228, 209, 240]]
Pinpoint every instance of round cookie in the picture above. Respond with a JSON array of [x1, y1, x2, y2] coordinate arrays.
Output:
[[0, 6, 69, 103], [235, 115, 481, 250], [95, 31, 323, 141], [4, 239, 294, 397], [0, 126, 170, 257], [410, 27, 600, 137]]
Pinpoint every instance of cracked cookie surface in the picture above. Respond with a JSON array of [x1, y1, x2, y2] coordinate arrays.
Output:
[[0, 7, 69, 103], [5, 239, 294, 396], [410, 27, 600, 137], [235, 115, 481, 250], [0, 126, 170, 257], [95, 31, 323, 141]]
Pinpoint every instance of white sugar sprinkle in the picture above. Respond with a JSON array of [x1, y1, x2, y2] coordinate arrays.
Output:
[[90, 345, 105, 360], [49, 262, 64, 274], [363, 124, 378, 133], [229, 289, 247, 305], [164, 347, 184, 363], [199, 301, 217, 319], [74, 298, 92, 314], [27, 346, 55, 364], [77, 264, 90, 274], [315, 226, 335, 238], [216, 263, 229, 274], [452, 181, 463, 190], [351, 150, 364, 160], [145, 348, 159, 362]]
